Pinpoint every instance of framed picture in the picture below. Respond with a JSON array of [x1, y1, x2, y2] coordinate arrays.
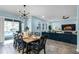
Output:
[[37, 22, 41, 30]]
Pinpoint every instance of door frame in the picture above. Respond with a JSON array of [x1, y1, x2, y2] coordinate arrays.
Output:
[[5, 18, 22, 32]]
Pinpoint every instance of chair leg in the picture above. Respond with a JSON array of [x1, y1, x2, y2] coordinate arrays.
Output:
[[17, 45, 21, 53], [22, 48, 25, 54], [35, 50, 40, 54], [32, 50, 39, 54], [18, 49, 20, 53], [13, 41, 16, 48], [37, 51, 40, 54], [44, 48, 46, 54]]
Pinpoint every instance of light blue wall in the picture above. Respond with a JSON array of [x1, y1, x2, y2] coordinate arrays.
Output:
[[50, 19, 77, 31], [31, 16, 49, 32], [26, 19, 32, 32], [32, 16, 43, 32], [0, 10, 21, 20], [26, 16, 77, 33], [0, 10, 48, 33]]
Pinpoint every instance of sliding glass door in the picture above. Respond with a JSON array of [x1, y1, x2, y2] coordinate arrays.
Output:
[[4, 19, 21, 40]]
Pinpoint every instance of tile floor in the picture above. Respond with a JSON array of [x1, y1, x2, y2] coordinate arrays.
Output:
[[0, 39, 77, 54]]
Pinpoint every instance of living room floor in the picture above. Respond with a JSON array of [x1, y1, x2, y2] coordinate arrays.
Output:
[[0, 39, 77, 54]]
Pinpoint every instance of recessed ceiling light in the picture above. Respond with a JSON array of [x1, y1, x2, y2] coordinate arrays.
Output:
[[42, 16, 45, 18]]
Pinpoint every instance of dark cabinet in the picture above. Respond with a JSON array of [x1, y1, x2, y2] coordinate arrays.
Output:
[[42, 32, 77, 44]]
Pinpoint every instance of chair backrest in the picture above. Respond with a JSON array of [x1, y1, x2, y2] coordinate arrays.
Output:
[[14, 32, 23, 43], [14, 34, 18, 40], [17, 33, 24, 45], [39, 35, 48, 48]]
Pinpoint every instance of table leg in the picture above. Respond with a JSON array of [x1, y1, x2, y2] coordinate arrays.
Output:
[[26, 43, 29, 54]]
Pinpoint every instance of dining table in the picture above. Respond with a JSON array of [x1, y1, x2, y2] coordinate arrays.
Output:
[[22, 35, 41, 53]]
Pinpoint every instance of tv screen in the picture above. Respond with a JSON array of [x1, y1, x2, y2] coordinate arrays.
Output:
[[62, 24, 76, 31]]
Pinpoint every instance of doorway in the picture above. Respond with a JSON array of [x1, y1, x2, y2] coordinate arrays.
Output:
[[4, 19, 21, 41]]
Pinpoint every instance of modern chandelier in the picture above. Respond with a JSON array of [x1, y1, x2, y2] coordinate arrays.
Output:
[[18, 5, 31, 19]]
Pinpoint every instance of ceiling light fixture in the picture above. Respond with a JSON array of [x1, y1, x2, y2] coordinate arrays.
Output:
[[18, 5, 31, 20], [42, 16, 45, 18]]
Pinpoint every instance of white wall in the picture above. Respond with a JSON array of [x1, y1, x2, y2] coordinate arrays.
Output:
[[0, 16, 4, 43]]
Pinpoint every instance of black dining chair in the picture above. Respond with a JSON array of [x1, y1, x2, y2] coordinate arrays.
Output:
[[13, 31, 21, 48], [13, 33, 18, 49], [30, 35, 48, 54], [17, 34, 27, 53], [13, 32, 26, 54]]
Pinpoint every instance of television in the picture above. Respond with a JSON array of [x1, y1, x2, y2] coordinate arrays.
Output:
[[62, 24, 76, 31]]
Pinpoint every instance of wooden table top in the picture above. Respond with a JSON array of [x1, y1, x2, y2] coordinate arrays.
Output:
[[23, 35, 40, 43]]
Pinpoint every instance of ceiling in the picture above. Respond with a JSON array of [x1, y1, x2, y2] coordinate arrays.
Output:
[[0, 5, 77, 20]]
